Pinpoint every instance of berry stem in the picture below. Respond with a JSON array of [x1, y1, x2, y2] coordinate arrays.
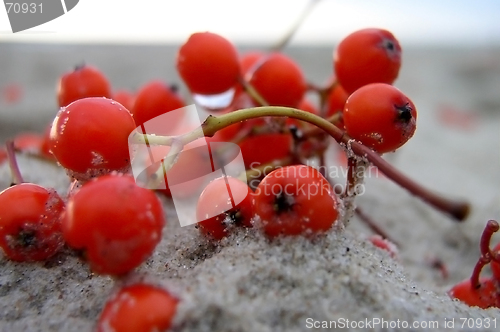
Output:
[[238, 76, 269, 106], [300, 112, 342, 140], [470, 220, 499, 288], [269, 0, 323, 52], [132, 106, 470, 221], [355, 206, 399, 246], [5, 140, 25, 184]]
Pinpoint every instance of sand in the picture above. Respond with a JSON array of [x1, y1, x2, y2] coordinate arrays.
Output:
[[0, 43, 500, 331]]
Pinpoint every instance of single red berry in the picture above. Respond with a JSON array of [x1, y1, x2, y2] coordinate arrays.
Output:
[[177, 32, 240, 95], [96, 283, 178, 332], [62, 174, 165, 275], [248, 53, 306, 108], [49, 97, 136, 181], [0, 183, 65, 261], [253, 165, 338, 238], [131, 81, 185, 130], [449, 278, 500, 309], [334, 28, 402, 94], [57, 64, 111, 107], [196, 176, 254, 239], [491, 243, 500, 282], [343, 83, 417, 154], [112, 89, 136, 111], [238, 133, 292, 169]]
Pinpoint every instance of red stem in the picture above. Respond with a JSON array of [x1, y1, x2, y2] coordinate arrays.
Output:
[[6, 140, 24, 184], [470, 220, 499, 288], [355, 206, 399, 246]]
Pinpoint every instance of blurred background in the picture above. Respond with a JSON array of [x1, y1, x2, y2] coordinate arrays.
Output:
[[2, 0, 500, 45]]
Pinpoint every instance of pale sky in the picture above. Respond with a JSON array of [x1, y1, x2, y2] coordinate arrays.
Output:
[[1, 0, 499, 46]]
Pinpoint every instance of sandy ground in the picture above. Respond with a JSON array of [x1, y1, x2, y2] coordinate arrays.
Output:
[[0, 43, 500, 331]]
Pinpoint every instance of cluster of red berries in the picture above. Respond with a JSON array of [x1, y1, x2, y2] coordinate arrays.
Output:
[[177, 29, 416, 157], [1, 26, 421, 330], [449, 220, 500, 309], [176, 29, 416, 240], [1, 66, 180, 330]]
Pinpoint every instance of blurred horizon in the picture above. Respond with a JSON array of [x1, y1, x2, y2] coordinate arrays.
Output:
[[1, 0, 500, 47]]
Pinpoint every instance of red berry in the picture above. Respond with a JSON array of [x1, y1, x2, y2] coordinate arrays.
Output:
[[334, 28, 402, 94], [449, 278, 500, 309], [206, 120, 244, 143], [253, 165, 338, 238], [57, 64, 111, 107], [196, 176, 254, 239], [0, 183, 65, 261], [325, 84, 349, 119], [112, 89, 136, 111], [238, 133, 292, 169], [177, 32, 240, 95], [248, 53, 306, 107], [96, 283, 178, 332], [62, 174, 165, 275], [131, 81, 185, 130], [491, 243, 500, 282], [49, 97, 136, 181], [343, 83, 417, 154]]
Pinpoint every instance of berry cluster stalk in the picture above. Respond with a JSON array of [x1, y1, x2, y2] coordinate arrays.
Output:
[[131, 106, 470, 222], [470, 220, 500, 288]]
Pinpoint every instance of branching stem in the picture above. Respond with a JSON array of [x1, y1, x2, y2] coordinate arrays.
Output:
[[470, 220, 499, 288], [131, 106, 470, 221]]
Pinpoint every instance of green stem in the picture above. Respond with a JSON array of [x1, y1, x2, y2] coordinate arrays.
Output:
[[239, 77, 269, 106], [202, 106, 345, 141]]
